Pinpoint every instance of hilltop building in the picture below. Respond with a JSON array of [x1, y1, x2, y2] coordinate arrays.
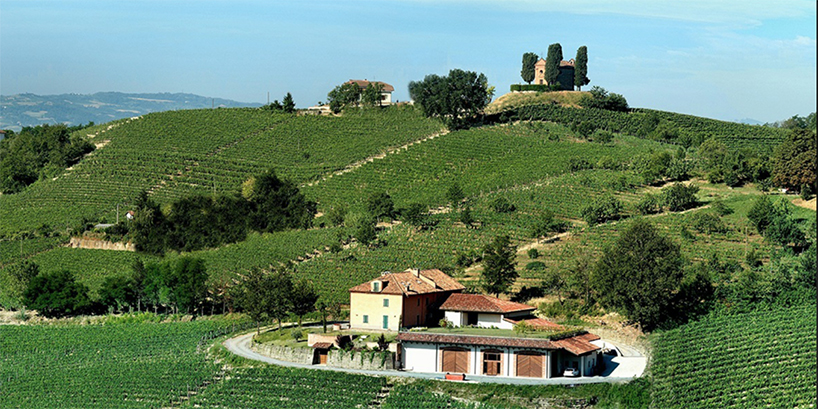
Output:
[[347, 79, 395, 105], [533, 58, 575, 90]]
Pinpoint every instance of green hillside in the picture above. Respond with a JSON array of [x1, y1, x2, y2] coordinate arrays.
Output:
[[0, 106, 442, 235]]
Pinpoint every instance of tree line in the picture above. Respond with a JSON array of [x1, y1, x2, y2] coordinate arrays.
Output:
[[0, 123, 96, 193], [126, 168, 316, 255]]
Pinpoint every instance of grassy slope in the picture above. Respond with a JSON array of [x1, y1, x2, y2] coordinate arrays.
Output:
[[485, 90, 589, 114]]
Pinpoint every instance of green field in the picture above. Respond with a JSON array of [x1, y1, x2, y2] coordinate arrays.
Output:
[[652, 305, 817, 408]]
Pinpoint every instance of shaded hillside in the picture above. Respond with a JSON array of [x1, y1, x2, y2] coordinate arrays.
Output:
[[0, 92, 258, 132]]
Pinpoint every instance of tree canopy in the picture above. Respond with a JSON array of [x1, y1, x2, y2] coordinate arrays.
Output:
[[23, 270, 91, 318], [408, 69, 491, 129], [772, 128, 816, 191], [591, 220, 684, 331], [480, 235, 518, 296], [327, 82, 361, 114]]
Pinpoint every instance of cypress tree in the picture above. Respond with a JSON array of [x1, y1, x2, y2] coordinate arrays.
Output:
[[545, 43, 563, 87], [520, 52, 538, 84], [574, 46, 590, 91]]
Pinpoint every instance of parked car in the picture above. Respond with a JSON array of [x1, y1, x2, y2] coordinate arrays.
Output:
[[563, 367, 580, 377]]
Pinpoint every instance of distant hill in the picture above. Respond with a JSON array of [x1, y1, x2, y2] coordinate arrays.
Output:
[[0, 92, 260, 132]]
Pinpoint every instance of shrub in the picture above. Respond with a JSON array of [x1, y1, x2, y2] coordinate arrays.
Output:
[[525, 261, 547, 271], [581, 195, 623, 225], [530, 211, 570, 237], [510, 84, 552, 92], [568, 157, 592, 172], [591, 129, 614, 143], [527, 248, 540, 259], [491, 197, 516, 213], [291, 328, 303, 342], [596, 156, 619, 170], [711, 200, 734, 216], [635, 194, 661, 215], [661, 183, 699, 212], [691, 212, 728, 234], [578, 86, 629, 112]]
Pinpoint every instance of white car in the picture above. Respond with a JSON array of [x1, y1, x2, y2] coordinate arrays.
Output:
[[563, 367, 580, 377]]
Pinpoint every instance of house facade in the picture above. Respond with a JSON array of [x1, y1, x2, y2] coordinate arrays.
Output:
[[440, 293, 549, 330], [533, 58, 575, 90], [347, 79, 395, 104], [348, 269, 465, 331], [397, 332, 603, 378]]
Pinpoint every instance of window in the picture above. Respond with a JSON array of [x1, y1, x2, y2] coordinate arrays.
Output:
[[372, 282, 380, 292], [417, 298, 420, 306], [383, 298, 389, 307], [382, 315, 389, 329], [363, 315, 368, 324]]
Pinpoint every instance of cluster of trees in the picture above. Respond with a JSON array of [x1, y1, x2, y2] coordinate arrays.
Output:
[[262, 92, 295, 113], [520, 44, 589, 90], [408, 69, 493, 129], [14, 257, 210, 318], [131, 169, 316, 254], [235, 267, 319, 334], [0, 123, 95, 193], [578, 86, 629, 112], [326, 82, 385, 114]]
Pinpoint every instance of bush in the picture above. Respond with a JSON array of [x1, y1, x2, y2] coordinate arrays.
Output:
[[635, 194, 661, 215], [527, 248, 540, 259], [291, 328, 304, 341], [578, 86, 629, 112], [591, 129, 614, 143], [568, 157, 592, 172], [530, 211, 570, 237], [491, 197, 516, 213], [510, 84, 552, 92], [525, 261, 547, 271], [690, 212, 728, 234], [661, 183, 699, 212], [711, 200, 734, 216], [23, 270, 91, 318], [581, 195, 623, 225]]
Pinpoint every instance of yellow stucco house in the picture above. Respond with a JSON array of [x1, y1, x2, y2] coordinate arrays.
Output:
[[348, 269, 465, 331]]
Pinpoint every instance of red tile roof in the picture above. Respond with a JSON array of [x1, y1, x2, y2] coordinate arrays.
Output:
[[534, 58, 575, 68], [439, 294, 535, 314], [396, 332, 600, 356], [503, 317, 563, 330], [347, 79, 395, 93], [349, 269, 465, 296], [311, 342, 333, 349]]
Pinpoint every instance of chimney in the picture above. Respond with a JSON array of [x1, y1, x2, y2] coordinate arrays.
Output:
[[411, 268, 420, 277]]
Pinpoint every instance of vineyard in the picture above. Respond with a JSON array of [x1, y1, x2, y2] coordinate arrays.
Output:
[[381, 384, 516, 409], [180, 365, 386, 409], [651, 305, 817, 408], [0, 317, 252, 409], [0, 106, 442, 235]]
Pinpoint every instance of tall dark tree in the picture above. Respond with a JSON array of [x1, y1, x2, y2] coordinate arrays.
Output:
[[0, 260, 39, 309], [545, 43, 563, 87], [574, 46, 590, 91], [591, 220, 684, 331], [237, 267, 271, 335], [367, 191, 395, 222], [168, 257, 208, 315], [23, 270, 91, 318], [131, 191, 168, 255], [266, 269, 294, 332], [521, 52, 539, 84], [327, 82, 361, 113], [408, 69, 491, 129], [98, 275, 137, 313], [480, 235, 518, 297], [772, 128, 816, 191], [290, 279, 319, 327], [249, 169, 317, 232], [282, 92, 296, 113]]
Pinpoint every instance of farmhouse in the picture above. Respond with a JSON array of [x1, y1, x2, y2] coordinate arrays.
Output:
[[347, 79, 395, 104], [534, 58, 575, 90], [348, 269, 465, 331], [440, 293, 562, 331]]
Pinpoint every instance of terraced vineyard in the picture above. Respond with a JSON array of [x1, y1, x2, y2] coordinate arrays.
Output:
[[0, 107, 442, 234], [651, 305, 817, 408], [0, 317, 252, 409], [382, 384, 516, 409]]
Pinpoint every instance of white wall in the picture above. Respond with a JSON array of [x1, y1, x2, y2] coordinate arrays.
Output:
[[478, 313, 515, 329], [401, 343, 437, 373], [444, 311, 464, 327]]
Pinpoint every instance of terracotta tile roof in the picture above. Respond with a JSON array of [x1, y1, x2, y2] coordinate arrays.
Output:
[[347, 79, 395, 93], [534, 58, 575, 68], [349, 269, 465, 296], [311, 342, 333, 349], [396, 332, 601, 356], [439, 294, 535, 314], [503, 317, 563, 330]]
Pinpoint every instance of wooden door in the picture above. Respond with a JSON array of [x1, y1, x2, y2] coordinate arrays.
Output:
[[442, 348, 469, 373], [483, 351, 502, 376], [318, 350, 328, 365], [516, 351, 544, 378]]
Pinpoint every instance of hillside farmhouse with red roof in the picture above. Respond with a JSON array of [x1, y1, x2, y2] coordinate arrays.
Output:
[[347, 79, 395, 105]]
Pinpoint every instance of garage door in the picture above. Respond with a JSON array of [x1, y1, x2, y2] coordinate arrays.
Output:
[[516, 351, 544, 378], [441, 348, 470, 373]]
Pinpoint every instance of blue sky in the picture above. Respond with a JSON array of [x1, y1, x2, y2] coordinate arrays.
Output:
[[1, 0, 815, 122]]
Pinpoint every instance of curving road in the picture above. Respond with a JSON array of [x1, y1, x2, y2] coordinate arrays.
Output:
[[223, 330, 646, 385]]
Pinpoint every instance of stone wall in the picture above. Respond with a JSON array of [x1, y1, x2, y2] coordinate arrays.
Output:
[[68, 237, 135, 252], [250, 342, 315, 365], [327, 349, 396, 371]]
